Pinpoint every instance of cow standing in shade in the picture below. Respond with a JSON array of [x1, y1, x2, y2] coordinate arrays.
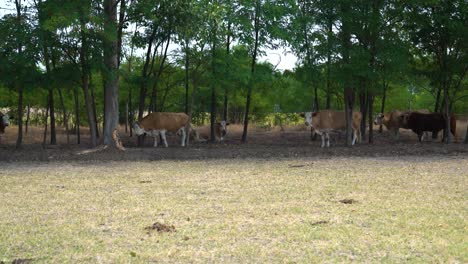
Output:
[[0, 112, 10, 143], [401, 112, 457, 142], [133, 112, 189, 147], [374, 109, 431, 140], [301, 110, 362, 147], [189, 121, 229, 142]]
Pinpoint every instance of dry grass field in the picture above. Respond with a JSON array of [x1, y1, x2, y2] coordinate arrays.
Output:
[[0, 123, 467, 263], [0, 157, 467, 263]]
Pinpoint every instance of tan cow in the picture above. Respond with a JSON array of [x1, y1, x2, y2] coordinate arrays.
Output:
[[133, 112, 189, 147], [301, 110, 362, 147], [374, 109, 431, 140]]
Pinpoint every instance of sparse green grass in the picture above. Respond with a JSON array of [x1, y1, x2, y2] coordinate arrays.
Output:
[[0, 157, 467, 263]]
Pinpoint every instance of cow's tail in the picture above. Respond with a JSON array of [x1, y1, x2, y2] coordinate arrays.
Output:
[[450, 114, 457, 139]]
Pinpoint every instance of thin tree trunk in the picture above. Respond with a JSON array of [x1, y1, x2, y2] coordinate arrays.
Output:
[[223, 24, 231, 121], [185, 41, 190, 114], [434, 86, 442, 113], [464, 122, 468, 144], [360, 91, 367, 140], [137, 28, 157, 147], [368, 93, 374, 144], [47, 83, 56, 145], [58, 87, 70, 145], [210, 20, 218, 143], [42, 101, 49, 149], [103, 0, 120, 146], [89, 74, 100, 138], [148, 36, 171, 113], [15, 0, 23, 148], [73, 86, 81, 144], [379, 81, 387, 133], [25, 104, 30, 134], [242, 0, 260, 143], [80, 15, 97, 147]]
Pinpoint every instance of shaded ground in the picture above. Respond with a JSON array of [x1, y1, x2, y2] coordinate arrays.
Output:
[[0, 123, 466, 161]]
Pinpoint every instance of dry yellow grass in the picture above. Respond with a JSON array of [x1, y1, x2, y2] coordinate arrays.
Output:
[[0, 157, 466, 263]]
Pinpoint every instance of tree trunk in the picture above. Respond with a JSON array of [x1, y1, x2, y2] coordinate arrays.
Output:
[[137, 28, 157, 147], [210, 21, 218, 143], [80, 16, 97, 147], [103, 0, 120, 146], [241, 0, 260, 143], [16, 83, 23, 148], [379, 81, 387, 133], [73, 86, 81, 144], [89, 75, 100, 138], [185, 41, 190, 114], [223, 25, 231, 121], [148, 36, 171, 113], [368, 93, 374, 144], [434, 86, 442, 113], [360, 91, 367, 140], [25, 104, 30, 134], [48, 87, 57, 145], [15, 0, 23, 148], [464, 122, 468, 144], [42, 101, 49, 149], [58, 87, 70, 145]]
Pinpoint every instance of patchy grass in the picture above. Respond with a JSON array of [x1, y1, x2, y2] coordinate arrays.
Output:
[[0, 157, 467, 263]]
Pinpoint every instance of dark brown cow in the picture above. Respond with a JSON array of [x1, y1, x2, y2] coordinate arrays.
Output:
[[401, 112, 457, 142]]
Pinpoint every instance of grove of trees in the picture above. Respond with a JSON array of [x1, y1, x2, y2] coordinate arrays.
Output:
[[0, 0, 466, 148]]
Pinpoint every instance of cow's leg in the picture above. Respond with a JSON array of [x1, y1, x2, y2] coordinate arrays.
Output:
[[316, 130, 325, 148], [351, 129, 361, 146], [153, 136, 158, 147], [179, 127, 186, 147], [160, 130, 168, 147], [326, 132, 330, 147], [417, 131, 423, 142]]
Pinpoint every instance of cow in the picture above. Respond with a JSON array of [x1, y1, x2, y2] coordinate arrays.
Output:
[[401, 112, 457, 142], [374, 109, 431, 140], [189, 121, 229, 142], [301, 110, 362, 147], [0, 112, 10, 143], [133, 112, 189, 147]]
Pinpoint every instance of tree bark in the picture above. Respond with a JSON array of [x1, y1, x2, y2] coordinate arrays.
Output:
[[464, 123, 468, 144], [242, 0, 260, 143], [58, 87, 70, 145], [137, 27, 157, 146], [103, 0, 120, 146], [223, 24, 231, 121], [148, 36, 171, 113], [73, 86, 81, 144], [185, 41, 190, 114], [368, 93, 374, 144], [80, 15, 97, 147], [42, 100, 49, 149], [48, 86, 57, 145], [15, 0, 23, 148], [25, 104, 30, 134], [379, 80, 387, 133], [340, 1, 353, 146]]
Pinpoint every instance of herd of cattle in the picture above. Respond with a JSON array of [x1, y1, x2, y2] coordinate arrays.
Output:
[[0, 109, 458, 147]]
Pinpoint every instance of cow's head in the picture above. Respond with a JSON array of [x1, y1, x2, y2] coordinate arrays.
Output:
[[0, 113, 9, 134], [216, 120, 229, 137], [374, 113, 384, 125], [301, 112, 314, 127], [133, 122, 146, 136]]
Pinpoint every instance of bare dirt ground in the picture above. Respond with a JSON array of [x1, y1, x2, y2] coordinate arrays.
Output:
[[0, 122, 467, 161]]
